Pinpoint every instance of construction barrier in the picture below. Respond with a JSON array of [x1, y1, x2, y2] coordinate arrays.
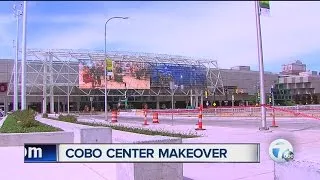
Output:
[[118, 104, 320, 120], [264, 105, 320, 120], [196, 105, 205, 130], [152, 112, 159, 123], [111, 110, 118, 123], [143, 110, 149, 125], [147, 109, 199, 114], [135, 110, 144, 116]]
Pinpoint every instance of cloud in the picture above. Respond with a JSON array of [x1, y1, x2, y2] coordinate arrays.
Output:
[[2, 1, 320, 70]]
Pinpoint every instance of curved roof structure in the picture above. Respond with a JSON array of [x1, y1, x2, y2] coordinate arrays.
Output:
[[8, 49, 225, 97], [27, 49, 218, 67]]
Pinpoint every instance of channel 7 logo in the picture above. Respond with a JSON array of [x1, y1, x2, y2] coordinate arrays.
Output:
[[24, 144, 57, 163], [268, 139, 294, 163]]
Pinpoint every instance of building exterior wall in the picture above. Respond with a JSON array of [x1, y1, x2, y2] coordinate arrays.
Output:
[[281, 60, 306, 75], [275, 74, 320, 105], [0, 58, 279, 111], [219, 69, 278, 95], [0, 59, 12, 112]]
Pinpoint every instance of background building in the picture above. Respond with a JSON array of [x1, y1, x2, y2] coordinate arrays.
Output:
[[1, 49, 227, 113], [215, 66, 278, 106], [0, 59, 11, 113], [280, 60, 306, 75], [274, 60, 320, 105], [3, 50, 315, 113]]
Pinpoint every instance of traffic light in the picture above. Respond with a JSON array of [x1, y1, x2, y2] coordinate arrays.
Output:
[[205, 91, 208, 99], [271, 87, 275, 93]]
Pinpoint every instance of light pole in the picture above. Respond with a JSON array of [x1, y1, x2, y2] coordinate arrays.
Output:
[[255, 83, 259, 105], [21, 1, 27, 110], [13, 3, 22, 111], [90, 97, 93, 118], [271, 85, 275, 106], [254, 1, 268, 130], [104, 16, 129, 121]]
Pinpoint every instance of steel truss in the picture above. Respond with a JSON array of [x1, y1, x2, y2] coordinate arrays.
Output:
[[7, 49, 225, 98]]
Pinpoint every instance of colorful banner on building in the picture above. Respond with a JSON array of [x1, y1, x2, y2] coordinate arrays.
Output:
[[79, 59, 151, 89], [106, 58, 113, 76]]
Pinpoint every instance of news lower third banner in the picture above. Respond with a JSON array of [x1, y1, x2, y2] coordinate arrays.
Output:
[[24, 143, 260, 163]]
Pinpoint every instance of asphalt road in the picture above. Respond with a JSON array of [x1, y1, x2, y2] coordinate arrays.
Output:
[[80, 114, 320, 131]]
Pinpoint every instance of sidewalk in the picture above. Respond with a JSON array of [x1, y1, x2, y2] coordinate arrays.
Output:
[[0, 146, 116, 180], [76, 117, 306, 137], [80, 113, 315, 122], [182, 127, 320, 180], [79, 117, 320, 179], [44, 116, 320, 164]]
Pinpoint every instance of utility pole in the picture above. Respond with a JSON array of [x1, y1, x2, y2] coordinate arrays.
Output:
[[254, 1, 268, 130], [21, 1, 27, 110], [13, 3, 22, 111]]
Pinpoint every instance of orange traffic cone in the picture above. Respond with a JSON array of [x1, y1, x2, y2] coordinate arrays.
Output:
[[270, 108, 278, 127], [196, 105, 205, 130], [111, 110, 118, 123], [152, 112, 159, 123], [143, 110, 149, 125]]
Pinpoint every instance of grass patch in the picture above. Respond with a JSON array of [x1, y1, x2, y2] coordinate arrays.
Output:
[[76, 121, 200, 138], [42, 113, 200, 138], [0, 114, 61, 133], [58, 114, 77, 123], [43, 114, 77, 123]]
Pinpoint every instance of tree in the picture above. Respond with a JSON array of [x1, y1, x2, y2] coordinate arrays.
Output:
[[312, 95, 318, 104], [247, 95, 258, 105], [283, 100, 296, 106]]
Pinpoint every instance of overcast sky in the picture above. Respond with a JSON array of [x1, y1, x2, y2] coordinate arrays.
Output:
[[0, 1, 320, 72]]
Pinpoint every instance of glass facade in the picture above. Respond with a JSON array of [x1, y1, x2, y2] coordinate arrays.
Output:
[[150, 63, 207, 88]]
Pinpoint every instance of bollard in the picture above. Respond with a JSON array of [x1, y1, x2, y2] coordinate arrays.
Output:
[[79, 127, 112, 143], [116, 137, 183, 180], [270, 108, 278, 127], [196, 105, 205, 130], [111, 110, 118, 123], [152, 112, 159, 123], [143, 110, 149, 125]]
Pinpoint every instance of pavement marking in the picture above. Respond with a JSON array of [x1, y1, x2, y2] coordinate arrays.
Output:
[[81, 163, 109, 180], [289, 125, 320, 132]]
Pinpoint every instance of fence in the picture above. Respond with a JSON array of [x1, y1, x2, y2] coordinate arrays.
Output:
[[135, 105, 320, 118]]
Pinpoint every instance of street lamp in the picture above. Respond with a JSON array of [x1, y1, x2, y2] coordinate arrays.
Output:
[[21, 1, 27, 110], [104, 16, 129, 121], [13, 3, 23, 111], [271, 85, 275, 106], [254, 1, 268, 130]]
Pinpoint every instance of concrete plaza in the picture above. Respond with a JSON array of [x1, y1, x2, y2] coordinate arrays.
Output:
[[1, 115, 320, 180]]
